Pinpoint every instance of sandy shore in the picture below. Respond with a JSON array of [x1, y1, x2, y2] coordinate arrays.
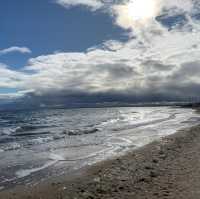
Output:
[[1, 124, 200, 199]]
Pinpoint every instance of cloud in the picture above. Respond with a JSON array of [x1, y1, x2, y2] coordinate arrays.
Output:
[[56, 0, 198, 37], [1, 0, 200, 105], [20, 25, 200, 100], [169, 61, 200, 83], [142, 60, 175, 72], [0, 46, 31, 55], [0, 92, 24, 100], [112, 0, 162, 30], [55, 0, 104, 11], [0, 63, 27, 88]]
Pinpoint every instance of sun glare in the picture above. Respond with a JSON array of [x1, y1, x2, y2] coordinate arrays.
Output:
[[127, 0, 157, 22]]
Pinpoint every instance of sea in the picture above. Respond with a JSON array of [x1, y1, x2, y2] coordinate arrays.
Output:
[[0, 106, 199, 190]]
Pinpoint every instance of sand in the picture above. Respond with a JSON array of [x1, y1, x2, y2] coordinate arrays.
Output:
[[1, 124, 200, 199]]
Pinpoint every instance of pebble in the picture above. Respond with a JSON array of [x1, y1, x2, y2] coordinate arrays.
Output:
[[145, 165, 154, 170], [93, 177, 101, 183], [150, 171, 158, 178], [152, 159, 159, 163]]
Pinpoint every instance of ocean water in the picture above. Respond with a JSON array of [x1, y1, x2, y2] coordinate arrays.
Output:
[[0, 106, 199, 189]]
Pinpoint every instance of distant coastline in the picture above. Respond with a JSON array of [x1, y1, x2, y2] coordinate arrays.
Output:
[[0, 100, 195, 112]]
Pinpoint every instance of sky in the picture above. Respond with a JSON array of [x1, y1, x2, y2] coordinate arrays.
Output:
[[1, 0, 200, 107]]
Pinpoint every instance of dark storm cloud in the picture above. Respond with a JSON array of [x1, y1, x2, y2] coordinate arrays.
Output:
[[20, 90, 181, 108]]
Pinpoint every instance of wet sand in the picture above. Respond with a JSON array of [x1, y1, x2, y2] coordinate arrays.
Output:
[[1, 124, 200, 199]]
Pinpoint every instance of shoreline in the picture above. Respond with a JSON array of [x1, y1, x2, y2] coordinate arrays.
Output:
[[1, 122, 200, 198]]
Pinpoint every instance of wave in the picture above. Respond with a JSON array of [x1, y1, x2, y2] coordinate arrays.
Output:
[[3, 143, 21, 151], [12, 125, 50, 133], [99, 118, 120, 127], [112, 113, 177, 132], [1, 129, 12, 136], [0, 136, 14, 144], [181, 117, 200, 124], [63, 128, 99, 136], [15, 160, 57, 178], [49, 146, 113, 162], [11, 131, 51, 137], [27, 137, 54, 145]]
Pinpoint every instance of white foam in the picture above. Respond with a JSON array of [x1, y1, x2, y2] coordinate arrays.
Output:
[[15, 160, 57, 178], [4, 143, 21, 151], [49, 145, 114, 162], [49, 153, 66, 161], [2, 128, 12, 135], [28, 137, 53, 145]]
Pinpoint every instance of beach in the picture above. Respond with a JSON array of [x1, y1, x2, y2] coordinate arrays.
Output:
[[1, 0, 200, 197], [1, 122, 200, 198]]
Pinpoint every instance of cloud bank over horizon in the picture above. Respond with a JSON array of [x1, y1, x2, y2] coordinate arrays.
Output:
[[1, 0, 200, 106]]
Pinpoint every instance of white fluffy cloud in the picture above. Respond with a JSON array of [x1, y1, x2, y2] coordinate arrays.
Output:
[[55, 0, 196, 30], [20, 26, 200, 98], [0, 46, 31, 55], [55, 0, 104, 10], [0, 64, 27, 88]]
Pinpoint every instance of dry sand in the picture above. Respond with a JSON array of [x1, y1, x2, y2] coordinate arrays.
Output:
[[1, 124, 200, 199]]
